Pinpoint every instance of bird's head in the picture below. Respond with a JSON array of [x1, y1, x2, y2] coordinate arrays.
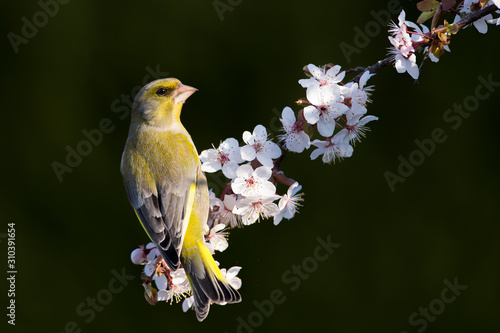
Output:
[[132, 78, 197, 127]]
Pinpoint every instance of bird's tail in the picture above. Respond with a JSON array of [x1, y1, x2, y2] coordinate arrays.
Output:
[[181, 239, 241, 321]]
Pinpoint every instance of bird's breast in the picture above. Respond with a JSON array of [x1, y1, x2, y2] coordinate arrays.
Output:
[[133, 126, 199, 182]]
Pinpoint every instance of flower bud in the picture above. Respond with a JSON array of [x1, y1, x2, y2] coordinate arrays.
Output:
[[143, 283, 158, 306], [302, 65, 312, 77], [296, 98, 310, 106], [131, 247, 147, 265], [324, 63, 335, 70]]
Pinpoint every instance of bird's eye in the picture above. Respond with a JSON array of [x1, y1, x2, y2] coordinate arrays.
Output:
[[156, 87, 168, 96]]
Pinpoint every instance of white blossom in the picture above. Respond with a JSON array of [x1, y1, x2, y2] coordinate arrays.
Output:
[[278, 107, 310, 153], [205, 224, 229, 253], [143, 244, 160, 276], [208, 190, 224, 228], [341, 71, 374, 117], [209, 192, 241, 228], [157, 268, 190, 303], [171, 268, 190, 292], [274, 182, 304, 225], [200, 138, 244, 179], [241, 125, 281, 168], [217, 194, 241, 228], [345, 113, 379, 144], [134, 243, 194, 304], [233, 195, 281, 225], [231, 165, 276, 198], [340, 82, 367, 117], [130, 246, 147, 265], [299, 64, 345, 89], [303, 84, 349, 137], [310, 130, 353, 164], [222, 266, 242, 291], [388, 10, 419, 79]]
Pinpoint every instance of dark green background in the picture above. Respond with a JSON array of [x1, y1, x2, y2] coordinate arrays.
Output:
[[2, 0, 499, 332]]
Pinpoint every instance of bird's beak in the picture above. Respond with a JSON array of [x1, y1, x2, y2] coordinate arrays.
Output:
[[173, 84, 198, 104]]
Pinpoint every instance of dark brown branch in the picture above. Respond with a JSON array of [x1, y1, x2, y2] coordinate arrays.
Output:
[[350, 55, 395, 84], [348, 3, 498, 84], [345, 66, 367, 75]]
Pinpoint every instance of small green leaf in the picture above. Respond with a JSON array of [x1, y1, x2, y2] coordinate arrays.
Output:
[[417, 0, 440, 12], [417, 10, 436, 24], [445, 21, 459, 34], [143, 283, 158, 306]]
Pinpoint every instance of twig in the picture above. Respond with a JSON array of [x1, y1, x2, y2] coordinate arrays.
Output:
[[434, 3, 498, 33], [414, 53, 430, 84], [345, 66, 367, 75], [273, 143, 287, 173], [350, 55, 395, 83]]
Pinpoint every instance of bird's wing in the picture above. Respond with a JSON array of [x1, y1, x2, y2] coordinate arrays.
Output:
[[122, 149, 198, 271]]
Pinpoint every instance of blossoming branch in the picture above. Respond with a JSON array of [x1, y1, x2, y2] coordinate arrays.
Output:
[[129, 0, 500, 317]]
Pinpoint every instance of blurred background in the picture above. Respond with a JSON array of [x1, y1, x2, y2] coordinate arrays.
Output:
[[1, 0, 500, 332]]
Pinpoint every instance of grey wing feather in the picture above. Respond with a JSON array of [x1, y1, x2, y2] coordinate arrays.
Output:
[[125, 179, 194, 271]]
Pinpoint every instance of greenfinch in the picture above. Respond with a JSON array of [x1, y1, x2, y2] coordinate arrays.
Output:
[[121, 78, 241, 321]]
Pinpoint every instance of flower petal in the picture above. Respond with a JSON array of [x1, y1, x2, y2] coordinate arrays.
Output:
[[221, 138, 240, 155], [201, 160, 222, 173], [303, 106, 320, 125], [273, 211, 284, 225], [182, 296, 194, 312], [358, 71, 373, 88], [154, 273, 169, 290], [240, 145, 256, 161], [407, 61, 420, 79], [158, 290, 172, 302], [310, 146, 324, 160], [263, 141, 282, 159], [358, 115, 379, 126], [253, 125, 268, 142], [254, 165, 272, 180], [242, 131, 253, 144], [394, 55, 406, 73], [232, 199, 252, 215], [317, 115, 335, 137], [474, 16, 491, 34], [307, 64, 322, 79], [199, 149, 217, 162], [236, 164, 253, 178], [306, 83, 323, 105], [231, 178, 247, 195], [221, 161, 239, 179], [281, 107, 296, 127], [226, 266, 242, 279], [298, 77, 316, 88], [256, 153, 274, 168], [260, 181, 277, 196]]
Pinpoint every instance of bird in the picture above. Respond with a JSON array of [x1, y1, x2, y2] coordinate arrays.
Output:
[[120, 78, 241, 321]]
